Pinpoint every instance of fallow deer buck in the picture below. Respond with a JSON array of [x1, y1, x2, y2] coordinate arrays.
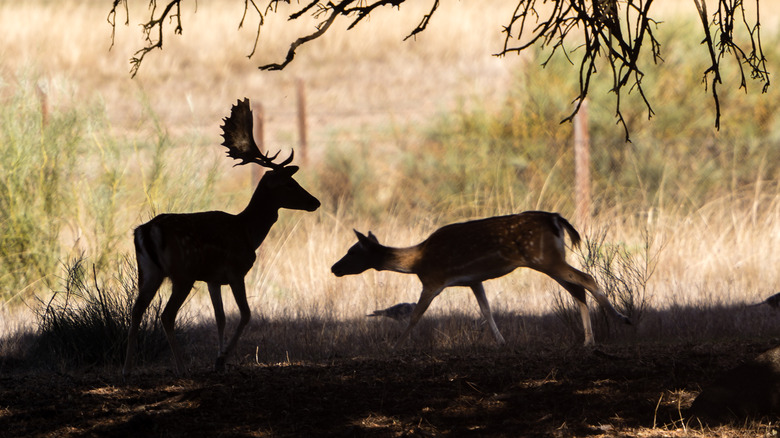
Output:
[[331, 211, 630, 347], [123, 98, 320, 377]]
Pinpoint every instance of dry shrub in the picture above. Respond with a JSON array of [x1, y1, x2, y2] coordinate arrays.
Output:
[[30, 256, 169, 371]]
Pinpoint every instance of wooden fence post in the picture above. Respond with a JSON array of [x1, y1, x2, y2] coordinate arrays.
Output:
[[573, 98, 591, 229], [296, 78, 308, 166], [36, 81, 49, 129]]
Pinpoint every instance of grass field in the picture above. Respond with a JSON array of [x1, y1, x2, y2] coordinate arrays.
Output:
[[2, 1, 780, 436]]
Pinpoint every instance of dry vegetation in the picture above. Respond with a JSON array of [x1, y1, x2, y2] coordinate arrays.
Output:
[[1, 1, 780, 436]]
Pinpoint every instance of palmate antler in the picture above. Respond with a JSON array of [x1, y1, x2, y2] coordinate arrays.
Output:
[[219, 98, 294, 169]]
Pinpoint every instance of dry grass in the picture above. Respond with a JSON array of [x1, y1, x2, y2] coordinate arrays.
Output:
[[1, 0, 778, 331], [1, 3, 780, 436], [1, 0, 524, 143], [245, 194, 780, 341]]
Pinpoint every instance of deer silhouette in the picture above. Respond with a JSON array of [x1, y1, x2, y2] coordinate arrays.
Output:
[[123, 98, 320, 377], [332, 211, 630, 347]]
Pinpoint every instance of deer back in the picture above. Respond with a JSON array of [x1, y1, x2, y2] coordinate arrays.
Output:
[[135, 211, 257, 285], [418, 212, 577, 273]]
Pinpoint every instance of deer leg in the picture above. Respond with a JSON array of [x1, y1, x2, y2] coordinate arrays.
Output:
[[395, 286, 443, 348], [123, 268, 164, 378], [557, 265, 630, 325], [469, 283, 506, 345], [161, 280, 194, 376], [554, 280, 595, 346], [207, 282, 226, 355], [215, 280, 251, 372]]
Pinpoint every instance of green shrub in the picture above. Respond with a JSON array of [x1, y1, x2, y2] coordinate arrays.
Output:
[[0, 83, 221, 301], [0, 85, 81, 299], [314, 19, 779, 222]]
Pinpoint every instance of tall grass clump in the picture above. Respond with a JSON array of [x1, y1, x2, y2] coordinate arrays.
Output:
[[0, 82, 81, 300], [30, 256, 169, 370]]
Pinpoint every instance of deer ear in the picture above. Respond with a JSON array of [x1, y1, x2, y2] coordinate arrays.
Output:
[[354, 230, 381, 245], [354, 230, 372, 244]]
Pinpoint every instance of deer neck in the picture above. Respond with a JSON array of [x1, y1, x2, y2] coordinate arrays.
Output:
[[236, 184, 280, 249], [379, 245, 420, 274]]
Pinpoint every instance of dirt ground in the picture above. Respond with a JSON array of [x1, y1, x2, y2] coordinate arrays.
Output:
[[2, 340, 779, 437]]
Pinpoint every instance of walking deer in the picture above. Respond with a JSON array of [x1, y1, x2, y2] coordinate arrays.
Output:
[[331, 211, 629, 347], [123, 98, 320, 377]]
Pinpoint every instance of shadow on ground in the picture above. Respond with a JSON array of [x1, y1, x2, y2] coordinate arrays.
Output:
[[2, 304, 780, 437]]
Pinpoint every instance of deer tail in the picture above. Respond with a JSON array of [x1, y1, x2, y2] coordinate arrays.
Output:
[[555, 214, 582, 248], [134, 223, 163, 272]]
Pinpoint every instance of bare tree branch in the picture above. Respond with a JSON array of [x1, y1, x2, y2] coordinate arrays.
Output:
[[241, 0, 264, 59], [110, 0, 770, 139], [107, 0, 129, 51], [694, 0, 723, 130], [404, 0, 439, 41], [496, 0, 664, 141], [695, 0, 771, 130], [258, 1, 348, 71], [107, 0, 186, 78]]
